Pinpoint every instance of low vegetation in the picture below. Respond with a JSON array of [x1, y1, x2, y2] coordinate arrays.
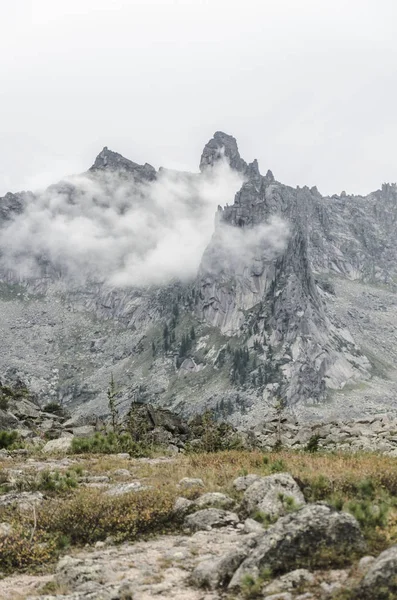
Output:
[[1, 448, 397, 580], [71, 431, 152, 457]]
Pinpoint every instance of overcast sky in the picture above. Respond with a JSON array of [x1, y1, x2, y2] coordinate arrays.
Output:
[[1, 0, 396, 197]]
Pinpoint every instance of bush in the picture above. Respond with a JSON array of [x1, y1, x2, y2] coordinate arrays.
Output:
[[187, 411, 244, 453], [305, 434, 321, 453], [0, 396, 9, 410], [0, 527, 58, 573], [43, 402, 64, 415], [0, 430, 22, 449], [0, 486, 179, 574], [37, 470, 78, 493], [71, 432, 151, 457]]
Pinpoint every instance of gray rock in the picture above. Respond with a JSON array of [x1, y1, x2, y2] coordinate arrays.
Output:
[[113, 469, 131, 477], [56, 555, 111, 590], [263, 569, 315, 595], [178, 477, 205, 489], [243, 518, 265, 534], [72, 425, 95, 438], [242, 473, 305, 519], [233, 474, 261, 491], [190, 548, 247, 589], [173, 496, 194, 514], [357, 545, 397, 599], [194, 492, 235, 509], [0, 491, 44, 510], [105, 482, 150, 496], [357, 555, 376, 573], [0, 522, 13, 537], [229, 504, 365, 588], [184, 508, 240, 531], [42, 437, 73, 453]]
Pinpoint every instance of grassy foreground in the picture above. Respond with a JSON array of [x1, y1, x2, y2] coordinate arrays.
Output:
[[1, 449, 397, 575]]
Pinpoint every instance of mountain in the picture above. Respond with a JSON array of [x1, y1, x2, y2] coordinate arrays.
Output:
[[1, 132, 397, 424]]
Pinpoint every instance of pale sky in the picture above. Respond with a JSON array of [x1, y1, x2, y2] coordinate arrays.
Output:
[[1, 0, 397, 196]]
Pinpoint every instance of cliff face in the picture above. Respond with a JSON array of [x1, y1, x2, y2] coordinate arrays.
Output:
[[0, 132, 396, 423]]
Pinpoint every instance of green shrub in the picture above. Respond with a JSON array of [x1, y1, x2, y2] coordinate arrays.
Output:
[[37, 470, 78, 493], [0, 430, 22, 449], [269, 459, 286, 473], [43, 402, 64, 415], [71, 432, 151, 457], [305, 434, 321, 453], [187, 411, 244, 453], [347, 498, 389, 532], [0, 527, 58, 573], [0, 396, 9, 410]]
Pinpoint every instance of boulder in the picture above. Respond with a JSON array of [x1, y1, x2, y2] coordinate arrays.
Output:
[[190, 548, 247, 589], [105, 482, 150, 496], [72, 425, 95, 438], [242, 473, 305, 519], [0, 491, 44, 510], [173, 497, 194, 514], [178, 477, 204, 489], [229, 504, 365, 588], [357, 545, 397, 599], [243, 518, 264, 534], [263, 569, 315, 595], [233, 474, 261, 491], [56, 555, 111, 589], [0, 522, 13, 537], [42, 437, 73, 453], [194, 492, 235, 510], [184, 508, 239, 531]]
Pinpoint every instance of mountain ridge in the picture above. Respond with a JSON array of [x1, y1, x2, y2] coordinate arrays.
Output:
[[0, 132, 397, 424]]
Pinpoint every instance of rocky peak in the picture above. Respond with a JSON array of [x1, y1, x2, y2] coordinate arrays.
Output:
[[200, 131, 249, 175], [90, 146, 157, 182], [0, 192, 27, 222]]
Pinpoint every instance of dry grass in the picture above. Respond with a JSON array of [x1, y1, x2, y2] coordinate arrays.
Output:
[[2, 449, 397, 577]]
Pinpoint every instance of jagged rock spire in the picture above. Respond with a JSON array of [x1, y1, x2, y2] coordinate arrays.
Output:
[[90, 147, 156, 182]]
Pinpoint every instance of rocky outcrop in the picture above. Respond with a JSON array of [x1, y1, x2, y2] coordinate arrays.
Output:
[[228, 504, 365, 588], [241, 473, 305, 519], [357, 545, 397, 599], [184, 508, 240, 532], [89, 146, 156, 181], [250, 415, 397, 455]]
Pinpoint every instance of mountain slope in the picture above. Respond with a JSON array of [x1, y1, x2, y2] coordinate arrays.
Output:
[[0, 132, 396, 423]]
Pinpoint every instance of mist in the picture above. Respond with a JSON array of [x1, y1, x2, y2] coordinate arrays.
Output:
[[0, 161, 238, 286], [0, 158, 293, 287]]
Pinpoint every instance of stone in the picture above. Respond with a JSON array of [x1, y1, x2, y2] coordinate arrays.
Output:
[[0, 522, 13, 537], [56, 555, 111, 590], [173, 497, 194, 514], [42, 437, 73, 453], [242, 473, 305, 518], [263, 569, 315, 595], [184, 509, 240, 531], [0, 491, 44, 510], [233, 474, 261, 491], [113, 469, 131, 477], [357, 544, 397, 599], [72, 425, 95, 438], [357, 555, 376, 573], [243, 518, 264, 534], [106, 482, 150, 496], [229, 504, 365, 588], [190, 548, 247, 589], [178, 477, 204, 489], [194, 492, 235, 509]]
